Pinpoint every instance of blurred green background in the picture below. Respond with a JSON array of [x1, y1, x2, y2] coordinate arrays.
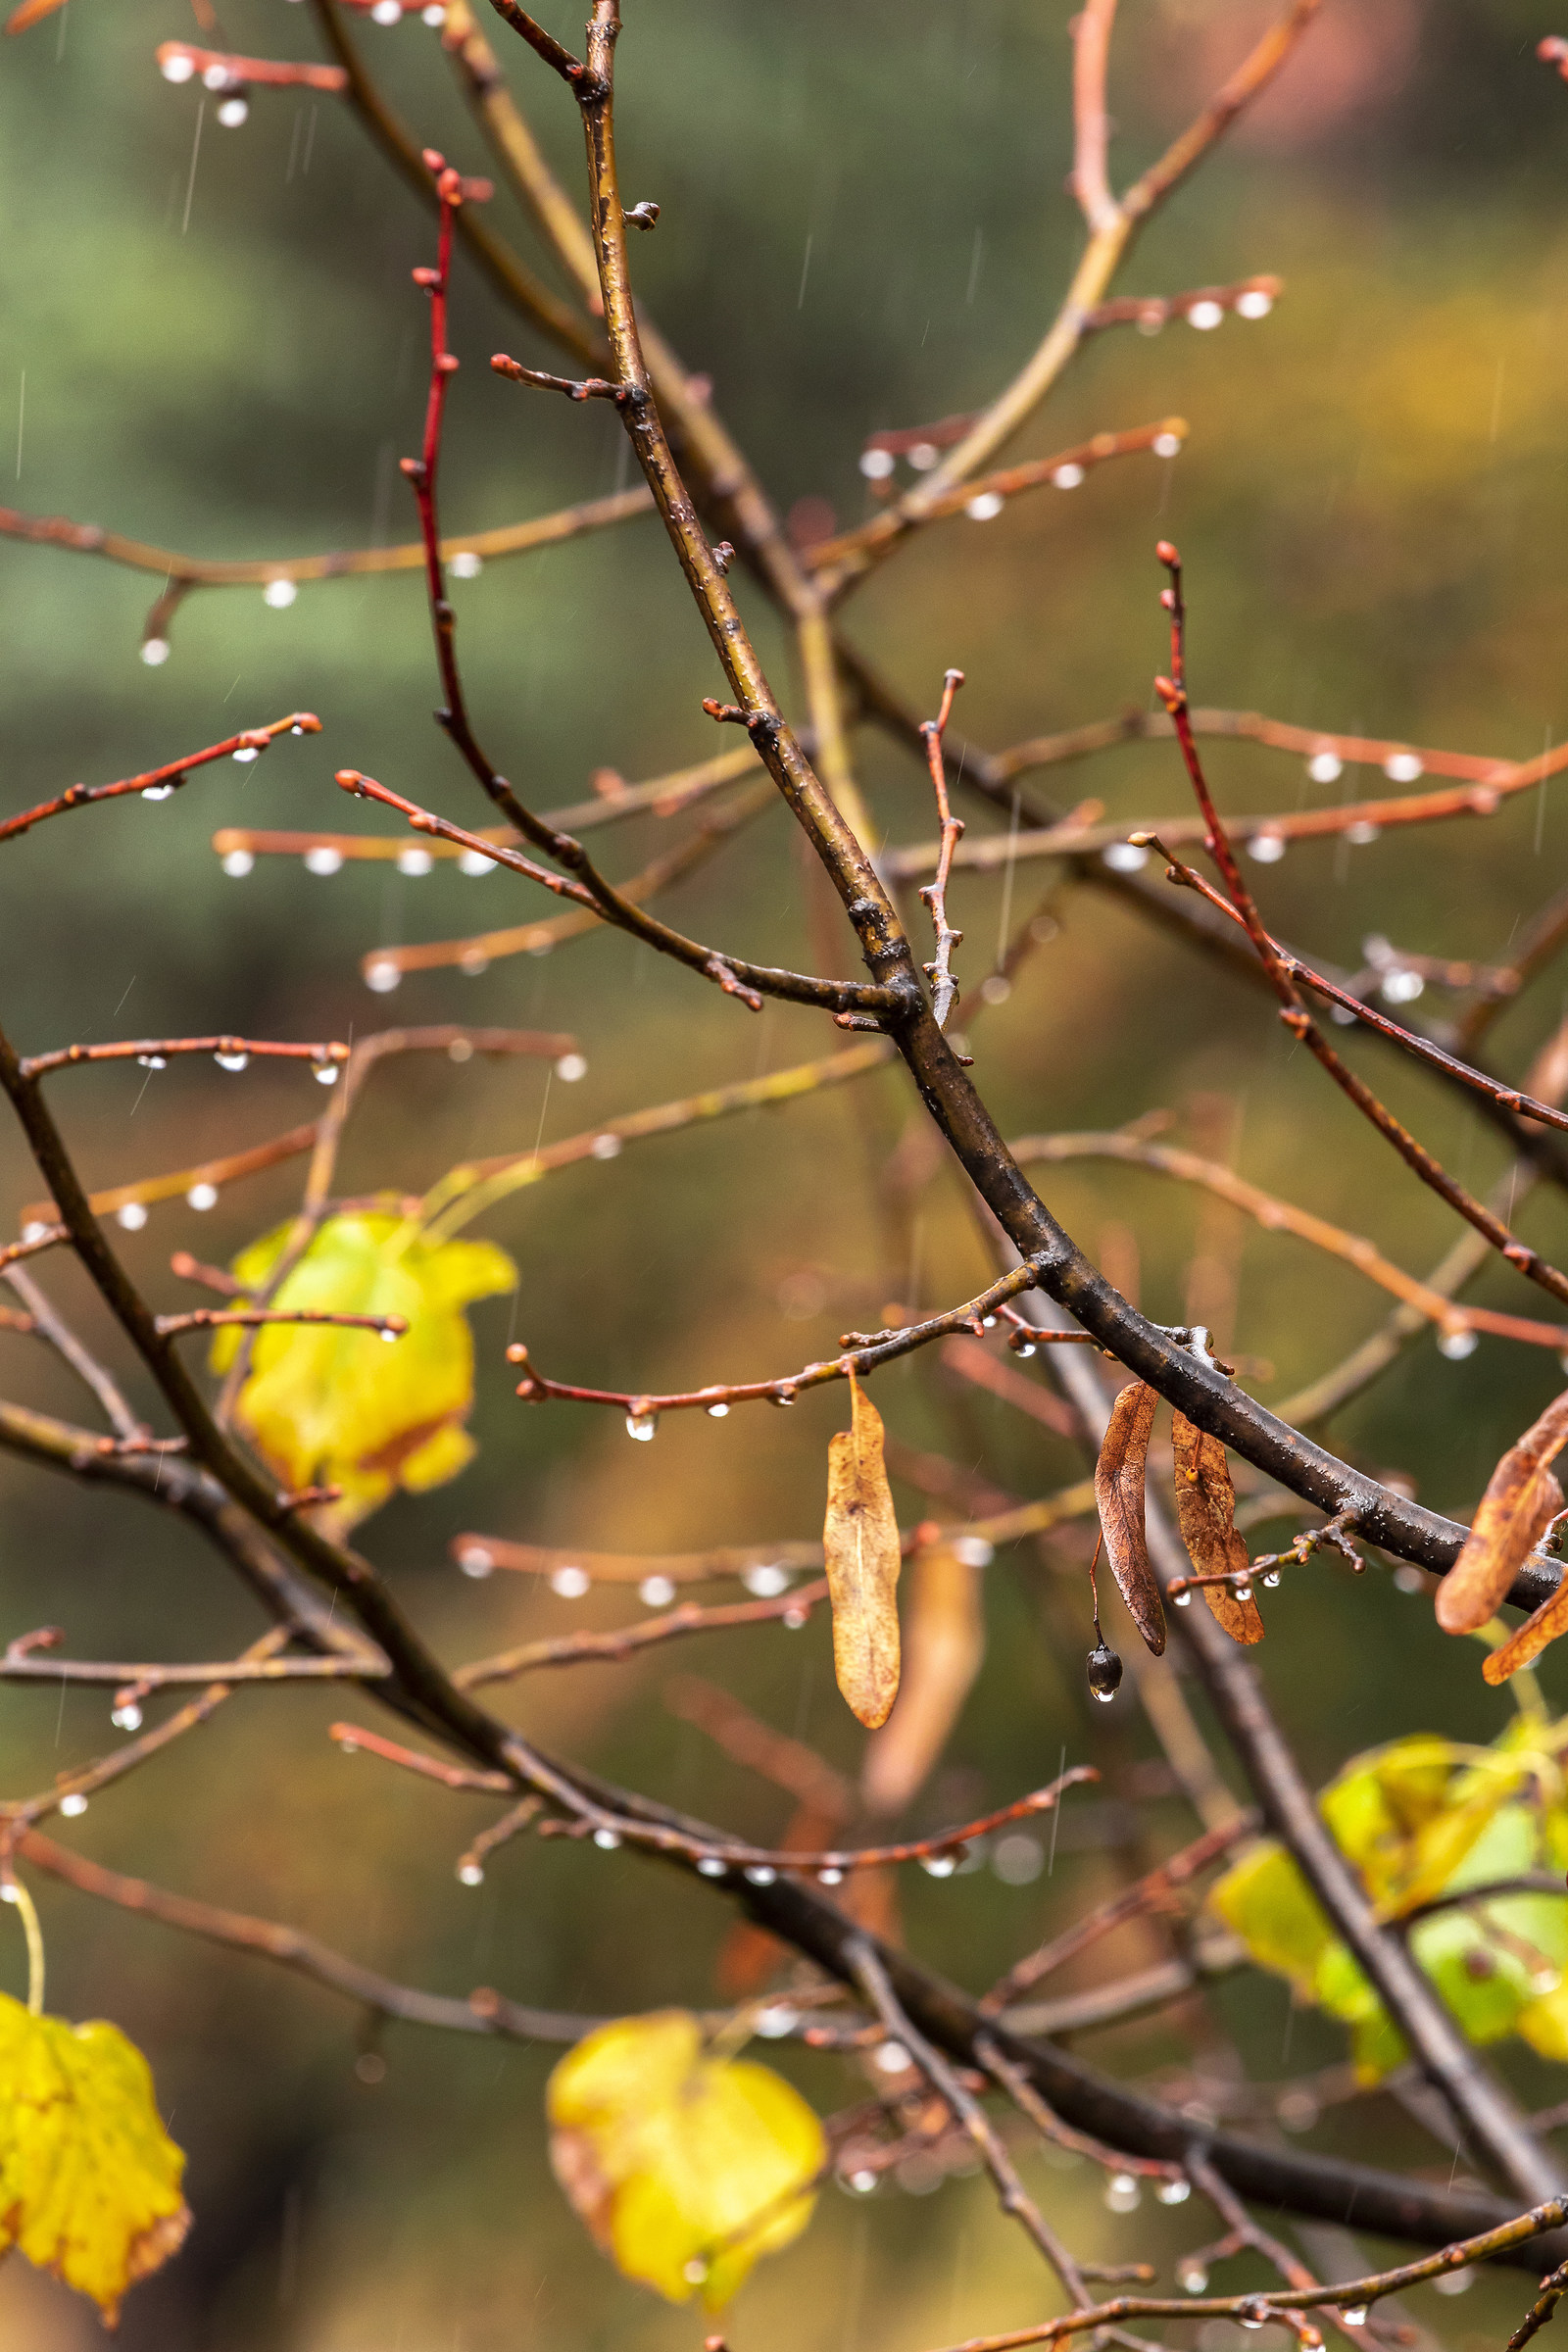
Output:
[[6, 0, 1568, 2344]]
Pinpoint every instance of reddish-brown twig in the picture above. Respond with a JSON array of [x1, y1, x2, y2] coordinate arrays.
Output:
[[20, 1036, 349, 1081], [918, 669, 967, 1036], [0, 714, 318, 845], [0, 1224, 67, 1273], [154, 1308, 409, 1339], [506, 1258, 1054, 1423], [454, 1580, 831, 1690], [455, 1795, 543, 1885], [1166, 1511, 1364, 1605], [154, 41, 347, 91]]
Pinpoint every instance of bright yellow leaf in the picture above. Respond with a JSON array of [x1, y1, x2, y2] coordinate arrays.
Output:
[[547, 2011, 824, 2308], [212, 1207, 514, 1530], [0, 1992, 189, 2325]]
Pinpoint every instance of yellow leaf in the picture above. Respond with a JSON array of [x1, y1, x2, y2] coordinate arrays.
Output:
[[212, 1208, 514, 1530], [0, 1991, 189, 2325], [547, 2011, 824, 2308], [822, 1372, 902, 1728]]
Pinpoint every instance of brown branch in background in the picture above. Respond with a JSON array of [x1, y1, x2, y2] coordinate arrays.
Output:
[[1008, 1130, 1568, 1350], [1167, 1510, 1363, 1605], [19, 1829, 598, 2044], [0, 1224, 68, 1273], [850, 1938, 1098, 2310], [4, 1264, 143, 1438], [0, 1645, 375, 1691], [1508, 2256, 1568, 2352], [154, 1308, 409, 1340], [0, 714, 318, 844], [454, 1580, 831, 1690], [454, 1794, 542, 1885], [979, 1817, 1255, 2016], [448, 1532, 827, 1588], [936, 1338, 1084, 1437]]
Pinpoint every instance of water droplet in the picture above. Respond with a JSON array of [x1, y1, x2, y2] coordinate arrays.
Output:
[[1380, 967, 1424, 1004], [639, 1575, 676, 1608], [907, 441, 939, 470], [1102, 841, 1150, 872], [1156, 2176, 1191, 2205], [1234, 1584, 1253, 1602], [141, 637, 171, 666], [873, 2040, 909, 2072], [953, 1536, 994, 1567], [59, 1791, 88, 1818], [448, 549, 482, 577], [625, 1411, 658, 1442], [1248, 832, 1286, 863], [1439, 1327, 1479, 1361], [1434, 2267, 1474, 2297], [215, 1051, 249, 1072], [555, 1053, 588, 1083], [682, 2259, 709, 2285], [1052, 463, 1086, 489], [1383, 752, 1423, 784], [1152, 430, 1183, 458], [1308, 750, 1343, 784], [1346, 819, 1381, 845], [141, 783, 174, 802], [782, 1606, 808, 1630], [1341, 2309, 1367, 2328], [744, 1864, 777, 1886], [550, 1565, 589, 1597], [591, 1133, 621, 1159], [743, 1563, 789, 1597], [921, 1854, 957, 1878], [458, 1546, 495, 1580], [305, 846, 343, 876], [850, 2169, 878, 2193], [858, 448, 895, 481], [371, 0, 402, 20], [221, 849, 254, 877], [112, 1702, 143, 1731], [592, 1827, 621, 1850], [706, 1400, 729, 1418], [396, 846, 432, 877], [1012, 1339, 1036, 1357], [1182, 2267, 1208, 2293], [459, 848, 497, 876], [202, 61, 233, 87], [315, 1061, 340, 1086], [186, 1182, 219, 1211], [379, 1326, 401, 1344], [1103, 2173, 1140, 2213], [1086, 1642, 1122, 1698], [696, 1856, 726, 1878], [1187, 299, 1224, 330], [992, 1834, 1042, 1886], [1261, 1569, 1281, 1589], [755, 2005, 798, 2038], [136, 1054, 167, 1069], [980, 973, 1011, 1004], [217, 96, 249, 126], [1174, 1589, 1192, 1606], [161, 51, 195, 80], [264, 578, 298, 610], [1237, 288, 1274, 319], [458, 1860, 483, 1886], [965, 490, 1004, 521], [366, 959, 402, 994], [116, 1201, 148, 1232], [817, 1866, 844, 1886], [1240, 2311, 1265, 2330]]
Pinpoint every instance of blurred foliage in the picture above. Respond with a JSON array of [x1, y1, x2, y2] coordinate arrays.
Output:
[[4, 0, 1568, 2346]]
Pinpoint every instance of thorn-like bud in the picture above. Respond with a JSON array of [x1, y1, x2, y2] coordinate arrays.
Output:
[[399, 457, 423, 479], [437, 352, 461, 373], [507, 1343, 528, 1364], [422, 146, 445, 172], [1155, 538, 1180, 566], [335, 769, 367, 795], [412, 267, 439, 288], [625, 200, 661, 230]]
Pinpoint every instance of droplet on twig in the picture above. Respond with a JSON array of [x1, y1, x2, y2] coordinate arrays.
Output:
[[305, 847, 343, 876], [221, 849, 254, 877], [117, 1202, 149, 1232], [186, 1183, 218, 1211], [264, 578, 297, 610]]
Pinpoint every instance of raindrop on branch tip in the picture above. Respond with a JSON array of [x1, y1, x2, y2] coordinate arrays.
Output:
[[1261, 1569, 1281, 1588], [264, 578, 297, 610], [116, 1202, 148, 1232], [625, 1411, 658, 1443], [696, 1856, 726, 1879], [1440, 1327, 1478, 1361], [858, 448, 895, 481], [1236, 287, 1273, 319], [305, 847, 343, 877], [1180, 2266, 1208, 2295], [1086, 1642, 1122, 1701], [112, 1702, 142, 1731], [1152, 430, 1183, 458], [141, 783, 174, 803], [222, 849, 254, 877], [1051, 463, 1084, 489], [215, 1051, 249, 1071], [1156, 2176, 1191, 2205], [396, 847, 432, 877], [549, 1565, 589, 1598], [458, 1546, 494, 1580], [232, 744, 261, 764], [459, 848, 496, 876], [140, 637, 171, 666], [366, 959, 401, 994], [1307, 750, 1342, 784], [965, 491, 1004, 521], [592, 1828, 620, 1850], [555, 1053, 587, 1083], [59, 1792, 87, 1818], [457, 1860, 483, 1886], [314, 1061, 339, 1086], [1187, 299, 1224, 330], [1103, 2173, 1140, 2212], [186, 1182, 219, 1211], [638, 1575, 675, 1609]]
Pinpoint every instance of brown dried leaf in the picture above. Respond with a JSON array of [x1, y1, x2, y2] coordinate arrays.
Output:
[[1094, 1379, 1165, 1655], [1483, 1566, 1568, 1686], [823, 1372, 902, 1727], [860, 1539, 985, 1816], [1171, 1411, 1264, 1645], [1434, 1385, 1568, 1635]]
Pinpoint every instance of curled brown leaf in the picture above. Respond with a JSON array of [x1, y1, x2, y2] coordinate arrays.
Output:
[[1435, 1384, 1568, 1636], [1094, 1379, 1166, 1655], [1171, 1411, 1264, 1645], [823, 1372, 902, 1727]]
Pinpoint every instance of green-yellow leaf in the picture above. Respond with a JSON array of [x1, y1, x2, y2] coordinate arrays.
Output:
[[547, 2011, 824, 2309], [212, 1208, 514, 1530], [0, 1991, 189, 2325]]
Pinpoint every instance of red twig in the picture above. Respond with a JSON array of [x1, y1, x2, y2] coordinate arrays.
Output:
[[918, 669, 967, 1037], [20, 1037, 349, 1081], [155, 41, 347, 92], [0, 714, 318, 846]]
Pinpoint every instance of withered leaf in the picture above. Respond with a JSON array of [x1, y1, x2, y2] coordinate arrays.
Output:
[[1094, 1379, 1165, 1655], [1435, 1384, 1568, 1636], [1172, 1411, 1264, 1645], [1482, 1556, 1568, 1685], [861, 1537, 985, 1815], [823, 1372, 902, 1728]]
